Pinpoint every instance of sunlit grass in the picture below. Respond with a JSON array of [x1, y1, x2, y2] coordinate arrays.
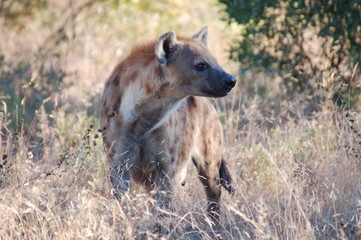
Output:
[[1, 92, 360, 239], [1, 0, 360, 239]]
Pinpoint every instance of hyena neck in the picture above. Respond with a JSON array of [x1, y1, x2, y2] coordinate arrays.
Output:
[[121, 63, 185, 136], [132, 96, 185, 136]]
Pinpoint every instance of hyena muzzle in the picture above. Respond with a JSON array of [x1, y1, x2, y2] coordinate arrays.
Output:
[[100, 26, 236, 222]]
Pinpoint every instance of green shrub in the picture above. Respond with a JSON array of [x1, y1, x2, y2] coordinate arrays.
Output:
[[220, 0, 361, 96]]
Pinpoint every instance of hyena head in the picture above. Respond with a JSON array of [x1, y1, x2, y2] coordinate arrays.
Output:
[[154, 26, 237, 97]]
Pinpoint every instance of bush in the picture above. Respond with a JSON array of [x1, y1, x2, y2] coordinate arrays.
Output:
[[219, 0, 361, 95]]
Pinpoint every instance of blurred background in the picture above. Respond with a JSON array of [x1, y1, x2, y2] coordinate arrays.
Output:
[[0, 0, 361, 239], [0, 0, 360, 133], [0, 0, 240, 130]]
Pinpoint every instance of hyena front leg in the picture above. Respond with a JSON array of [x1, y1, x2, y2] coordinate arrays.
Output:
[[109, 139, 139, 199], [109, 159, 131, 198], [154, 160, 174, 210], [144, 131, 175, 209]]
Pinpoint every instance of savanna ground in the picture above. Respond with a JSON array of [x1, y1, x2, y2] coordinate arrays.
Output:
[[0, 1, 361, 239]]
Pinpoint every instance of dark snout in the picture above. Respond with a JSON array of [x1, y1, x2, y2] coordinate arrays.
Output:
[[212, 70, 237, 97], [199, 67, 237, 97], [224, 74, 237, 89]]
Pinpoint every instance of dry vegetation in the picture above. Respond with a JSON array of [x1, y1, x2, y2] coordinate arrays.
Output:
[[1, 0, 361, 239]]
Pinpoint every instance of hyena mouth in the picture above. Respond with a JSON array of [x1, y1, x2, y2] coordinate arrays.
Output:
[[207, 73, 237, 97], [202, 81, 236, 97]]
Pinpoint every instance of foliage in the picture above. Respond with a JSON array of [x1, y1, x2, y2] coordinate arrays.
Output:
[[220, 0, 361, 93], [0, 54, 66, 130], [0, 0, 48, 25]]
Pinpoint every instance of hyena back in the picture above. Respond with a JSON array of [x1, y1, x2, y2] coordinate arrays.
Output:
[[100, 27, 236, 221]]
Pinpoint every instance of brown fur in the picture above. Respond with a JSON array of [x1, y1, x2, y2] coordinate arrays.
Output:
[[100, 27, 235, 222]]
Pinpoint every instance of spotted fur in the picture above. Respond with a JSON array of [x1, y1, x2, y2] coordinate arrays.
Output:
[[100, 27, 236, 221]]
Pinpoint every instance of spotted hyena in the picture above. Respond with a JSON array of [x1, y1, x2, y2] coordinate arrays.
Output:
[[100, 27, 236, 221]]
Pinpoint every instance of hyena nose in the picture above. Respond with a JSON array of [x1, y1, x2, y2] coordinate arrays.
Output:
[[225, 75, 237, 88]]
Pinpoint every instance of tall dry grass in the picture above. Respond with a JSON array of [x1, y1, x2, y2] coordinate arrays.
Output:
[[1, 0, 361, 239], [1, 74, 361, 239]]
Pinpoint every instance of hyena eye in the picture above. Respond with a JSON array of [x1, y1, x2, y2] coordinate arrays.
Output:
[[195, 62, 207, 71]]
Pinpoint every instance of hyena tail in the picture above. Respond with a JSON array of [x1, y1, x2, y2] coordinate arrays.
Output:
[[219, 159, 235, 195]]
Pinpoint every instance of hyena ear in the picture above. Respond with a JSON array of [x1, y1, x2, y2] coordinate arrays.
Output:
[[192, 26, 208, 47], [155, 31, 178, 65]]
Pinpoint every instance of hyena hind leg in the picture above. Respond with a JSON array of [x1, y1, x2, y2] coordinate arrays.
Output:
[[193, 157, 234, 223], [192, 160, 222, 222]]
